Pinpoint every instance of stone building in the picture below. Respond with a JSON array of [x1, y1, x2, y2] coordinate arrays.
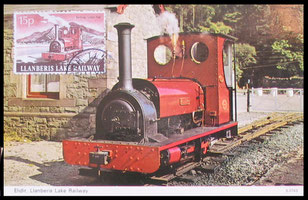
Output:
[[4, 4, 164, 141]]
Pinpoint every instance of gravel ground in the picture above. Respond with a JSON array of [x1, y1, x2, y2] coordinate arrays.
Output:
[[168, 122, 303, 186], [237, 111, 270, 127], [255, 147, 303, 186], [3, 111, 303, 187], [4, 141, 98, 186]]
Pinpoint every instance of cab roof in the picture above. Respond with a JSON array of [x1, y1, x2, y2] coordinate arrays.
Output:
[[147, 32, 237, 42]]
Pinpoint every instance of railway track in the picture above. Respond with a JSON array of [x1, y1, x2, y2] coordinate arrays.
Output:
[[146, 112, 303, 185]]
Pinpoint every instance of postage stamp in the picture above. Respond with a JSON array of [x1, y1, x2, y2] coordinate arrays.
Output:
[[13, 11, 106, 74]]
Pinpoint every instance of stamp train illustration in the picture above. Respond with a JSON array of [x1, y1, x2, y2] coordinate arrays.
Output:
[[42, 24, 83, 62]]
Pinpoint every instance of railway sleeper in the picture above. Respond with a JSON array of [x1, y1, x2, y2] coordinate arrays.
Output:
[[265, 131, 278, 136], [206, 151, 236, 157], [254, 137, 265, 142], [150, 162, 200, 183], [249, 140, 262, 144], [209, 156, 228, 163], [259, 135, 269, 139], [196, 164, 220, 173], [288, 121, 302, 125], [213, 143, 229, 146], [238, 144, 251, 148], [278, 125, 291, 129]]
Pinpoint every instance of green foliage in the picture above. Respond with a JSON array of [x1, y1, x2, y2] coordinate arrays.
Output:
[[235, 43, 257, 80], [165, 4, 230, 34], [271, 34, 303, 77], [200, 21, 232, 34], [223, 12, 242, 23], [4, 131, 32, 143]]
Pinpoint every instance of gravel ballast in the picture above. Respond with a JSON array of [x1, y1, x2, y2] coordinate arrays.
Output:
[[168, 122, 303, 186]]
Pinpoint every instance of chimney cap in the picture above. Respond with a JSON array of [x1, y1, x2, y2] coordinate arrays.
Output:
[[114, 22, 135, 30]]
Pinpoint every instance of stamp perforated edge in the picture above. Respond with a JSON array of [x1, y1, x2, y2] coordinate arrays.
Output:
[[13, 10, 107, 75]]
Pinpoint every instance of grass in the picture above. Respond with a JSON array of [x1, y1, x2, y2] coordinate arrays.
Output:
[[4, 131, 33, 144]]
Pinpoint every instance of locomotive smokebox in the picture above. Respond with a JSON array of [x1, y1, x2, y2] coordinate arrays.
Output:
[[114, 23, 135, 91]]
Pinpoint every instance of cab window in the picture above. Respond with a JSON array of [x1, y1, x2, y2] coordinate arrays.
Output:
[[223, 41, 234, 88]]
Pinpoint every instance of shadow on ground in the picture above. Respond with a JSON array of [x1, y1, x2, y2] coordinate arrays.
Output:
[[4, 156, 99, 186], [4, 156, 146, 186]]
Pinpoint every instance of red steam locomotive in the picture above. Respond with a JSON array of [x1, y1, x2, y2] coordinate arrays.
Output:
[[42, 24, 83, 62], [63, 22, 238, 176]]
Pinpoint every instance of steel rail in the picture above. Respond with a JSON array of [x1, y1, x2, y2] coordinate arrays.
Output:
[[213, 112, 303, 153]]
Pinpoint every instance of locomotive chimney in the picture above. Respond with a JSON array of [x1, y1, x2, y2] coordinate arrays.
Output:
[[54, 24, 59, 41], [114, 22, 135, 91]]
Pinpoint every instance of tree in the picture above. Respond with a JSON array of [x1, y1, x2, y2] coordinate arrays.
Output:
[[165, 4, 233, 34], [271, 34, 303, 78], [164, 4, 303, 86], [235, 43, 257, 81], [199, 21, 232, 34]]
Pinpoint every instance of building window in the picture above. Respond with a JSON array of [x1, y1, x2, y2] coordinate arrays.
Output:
[[27, 74, 60, 99]]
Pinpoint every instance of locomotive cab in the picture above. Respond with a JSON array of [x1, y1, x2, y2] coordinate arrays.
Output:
[[147, 32, 237, 127]]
